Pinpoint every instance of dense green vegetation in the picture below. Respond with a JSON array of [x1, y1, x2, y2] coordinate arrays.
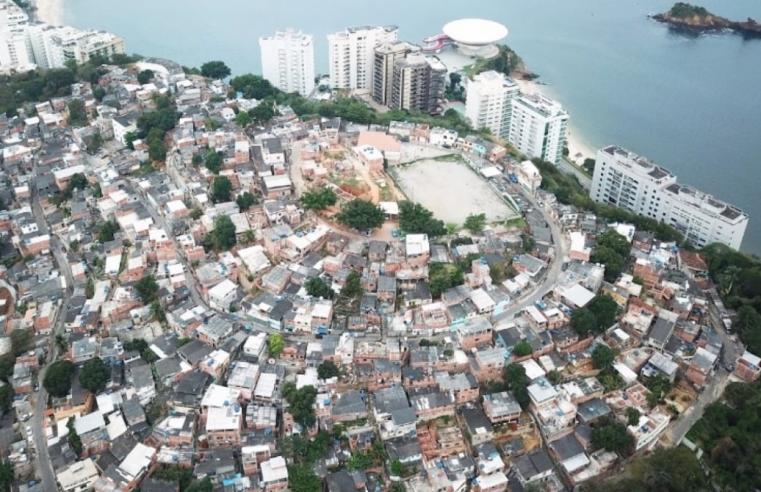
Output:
[[200, 61, 231, 80], [668, 2, 712, 19], [317, 361, 340, 380], [211, 176, 233, 203], [703, 243, 761, 353], [300, 186, 337, 211], [428, 263, 465, 298], [151, 466, 194, 491], [43, 360, 75, 397], [591, 417, 634, 456], [336, 199, 385, 230], [685, 380, 761, 489], [135, 275, 159, 304], [570, 295, 619, 337], [591, 229, 633, 281], [533, 158, 684, 243], [466, 45, 526, 79], [398, 201, 446, 237], [135, 94, 180, 162], [78, 358, 110, 393], [235, 191, 258, 210], [305, 277, 333, 299], [463, 213, 487, 233], [582, 446, 710, 492], [281, 381, 318, 429], [203, 215, 237, 251], [504, 363, 530, 408]]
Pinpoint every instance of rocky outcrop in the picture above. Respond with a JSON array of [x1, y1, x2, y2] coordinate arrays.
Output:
[[652, 3, 761, 37]]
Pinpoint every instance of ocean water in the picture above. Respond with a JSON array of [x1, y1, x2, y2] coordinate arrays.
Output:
[[65, 0, 761, 253]]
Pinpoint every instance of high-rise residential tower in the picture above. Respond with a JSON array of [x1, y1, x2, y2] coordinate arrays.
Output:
[[464, 70, 520, 140], [328, 25, 397, 91], [259, 28, 315, 96]]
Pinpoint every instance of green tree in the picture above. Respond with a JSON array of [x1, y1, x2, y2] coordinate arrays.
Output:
[[67, 417, 83, 456], [190, 207, 204, 220], [231, 73, 279, 99], [570, 308, 597, 337], [135, 275, 159, 303], [0, 385, 13, 414], [288, 464, 323, 492], [150, 467, 194, 491], [391, 458, 404, 476], [10, 329, 32, 357], [582, 158, 595, 174], [449, 72, 462, 91], [347, 450, 374, 471], [547, 370, 563, 385], [235, 110, 252, 127], [206, 215, 237, 251], [504, 363, 530, 409], [268, 333, 285, 357], [89, 132, 103, 153], [211, 176, 233, 203], [464, 213, 487, 233], [248, 100, 278, 123], [336, 199, 385, 230], [200, 61, 231, 79], [98, 219, 119, 242], [93, 86, 106, 102], [300, 186, 337, 211], [342, 271, 364, 299], [398, 201, 447, 237], [591, 246, 626, 282], [591, 419, 634, 455], [67, 99, 88, 126], [54, 334, 68, 353], [592, 344, 615, 369], [512, 341, 533, 357], [123, 339, 149, 353], [626, 407, 641, 426], [85, 276, 95, 298], [587, 295, 619, 331], [205, 149, 223, 173], [137, 69, 154, 84], [317, 361, 340, 380], [281, 381, 317, 429], [43, 360, 75, 397], [241, 230, 255, 244], [306, 277, 333, 299], [151, 300, 166, 323], [428, 263, 464, 298], [236, 191, 258, 210], [185, 478, 213, 492], [79, 358, 110, 393]]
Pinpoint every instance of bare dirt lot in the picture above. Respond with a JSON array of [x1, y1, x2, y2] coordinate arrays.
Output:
[[392, 159, 519, 224]]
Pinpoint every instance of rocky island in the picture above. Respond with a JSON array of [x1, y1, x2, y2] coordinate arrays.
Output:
[[652, 2, 761, 37]]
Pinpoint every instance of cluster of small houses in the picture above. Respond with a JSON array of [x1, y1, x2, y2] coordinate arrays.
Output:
[[1, 58, 760, 492]]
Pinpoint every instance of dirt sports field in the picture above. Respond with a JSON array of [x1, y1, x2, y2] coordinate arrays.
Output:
[[393, 159, 519, 224]]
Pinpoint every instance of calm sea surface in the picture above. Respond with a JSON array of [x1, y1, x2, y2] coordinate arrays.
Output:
[[66, 0, 761, 253]]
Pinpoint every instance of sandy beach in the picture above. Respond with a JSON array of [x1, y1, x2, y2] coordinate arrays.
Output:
[[515, 77, 597, 165], [33, 0, 65, 25]]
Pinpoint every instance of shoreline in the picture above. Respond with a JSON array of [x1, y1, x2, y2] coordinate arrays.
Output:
[[33, 0, 65, 26], [514, 76, 597, 165]]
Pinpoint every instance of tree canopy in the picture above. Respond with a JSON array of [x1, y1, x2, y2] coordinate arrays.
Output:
[[305, 277, 333, 299], [342, 271, 364, 299], [513, 341, 533, 357], [135, 275, 159, 304], [67, 99, 88, 127], [317, 361, 340, 380], [137, 69, 154, 84], [236, 191, 258, 210], [211, 176, 233, 203], [79, 358, 110, 393], [235, 110, 252, 127], [300, 186, 337, 211], [268, 333, 284, 357], [336, 199, 385, 230], [504, 363, 530, 408], [281, 381, 317, 429], [204, 215, 237, 251], [464, 213, 487, 234], [287, 464, 323, 492], [398, 201, 446, 237], [571, 295, 619, 336], [591, 418, 634, 455], [204, 150, 223, 173], [200, 61, 231, 80], [43, 360, 75, 397], [591, 344, 615, 369], [428, 263, 464, 298]]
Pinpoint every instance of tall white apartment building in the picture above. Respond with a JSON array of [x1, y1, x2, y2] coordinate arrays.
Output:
[[465, 70, 519, 140], [508, 93, 569, 164], [328, 25, 397, 91], [259, 28, 315, 96], [0, 0, 32, 68], [590, 145, 749, 249]]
